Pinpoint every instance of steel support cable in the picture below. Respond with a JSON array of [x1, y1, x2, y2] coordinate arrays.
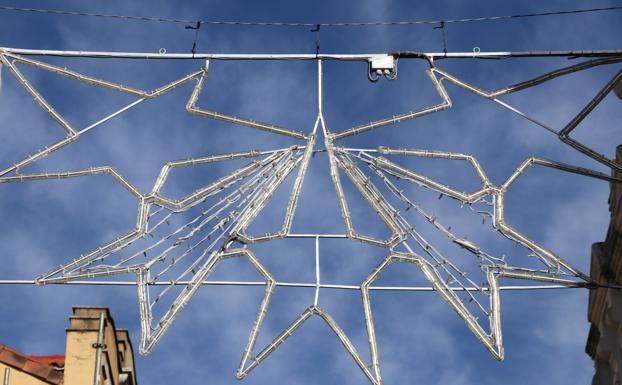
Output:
[[146, 152, 298, 283], [141, 151, 297, 278], [69, 152, 290, 273], [335, 149, 495, 320], [143, 165, 280, 281], [0, 5, 621, 27], [372, 161, 579, 280], [361, 149, 605, 282], [26, 150, 295, 283], [236, 135, 316, 243], [351, 149, 505, 266], [138, 155, 302, 353]]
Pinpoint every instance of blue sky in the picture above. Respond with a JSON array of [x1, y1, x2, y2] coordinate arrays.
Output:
[[0, 1, 621, 384]]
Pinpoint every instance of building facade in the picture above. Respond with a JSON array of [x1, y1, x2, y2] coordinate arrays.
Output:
[[0, 307, 138, 385], [587, 145, 622, 385]]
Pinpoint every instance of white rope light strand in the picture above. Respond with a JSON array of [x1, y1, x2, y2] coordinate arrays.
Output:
[[0, 49, 620, 385]]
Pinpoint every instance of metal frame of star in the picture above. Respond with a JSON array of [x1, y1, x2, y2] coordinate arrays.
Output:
[[1, 49, 621, 384]]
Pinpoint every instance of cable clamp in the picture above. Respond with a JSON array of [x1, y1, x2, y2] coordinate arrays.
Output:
[[311, 24, 321, 58]]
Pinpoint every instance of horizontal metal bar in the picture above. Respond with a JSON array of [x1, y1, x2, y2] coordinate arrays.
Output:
[[396, 50, 622, 59], [0, 279, 583, 291], [340, 147, 379, 153], [0, 48, 375, 60], [286, 233, 348, 238], [2, 47, 621, 60]]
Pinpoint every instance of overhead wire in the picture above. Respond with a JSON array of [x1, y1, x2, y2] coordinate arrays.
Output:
[[0, 4, 620, 28]]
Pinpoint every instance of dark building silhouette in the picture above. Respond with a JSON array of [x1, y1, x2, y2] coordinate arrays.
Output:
[[587, 145, 622, 385]]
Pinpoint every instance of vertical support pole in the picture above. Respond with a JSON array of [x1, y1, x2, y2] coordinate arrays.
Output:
[[314, 236, 321, 306], [317, 60, 323, 116], [317, 60, 329, 137], [92, 312, 106, 385], [3, 367, 9, 385]]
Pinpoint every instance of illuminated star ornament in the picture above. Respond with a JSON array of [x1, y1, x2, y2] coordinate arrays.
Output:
[[1, 46, 622, 385]]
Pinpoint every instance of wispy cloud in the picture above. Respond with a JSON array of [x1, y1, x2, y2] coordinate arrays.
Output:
[[0, 1, 618, 385]]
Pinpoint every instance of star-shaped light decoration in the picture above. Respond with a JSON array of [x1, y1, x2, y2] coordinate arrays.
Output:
[[1, 49, 621, 385]]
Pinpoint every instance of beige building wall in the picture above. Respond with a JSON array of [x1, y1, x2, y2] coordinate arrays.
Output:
[[0, 363, 50, 385], [64, 307, 137, 385]]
